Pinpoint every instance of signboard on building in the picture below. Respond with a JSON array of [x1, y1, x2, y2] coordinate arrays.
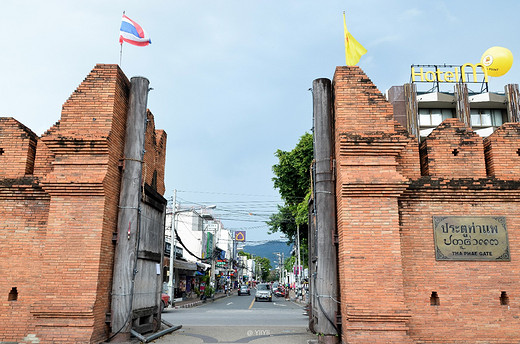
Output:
[[410, 64, 489, 93], [411, 64, 488, 84], [164, 243, 183, 259], [206, 232, 214, 257], [433, 216, 510, 261], [235, 231, 246, 242], [206, 223, 218, 232]]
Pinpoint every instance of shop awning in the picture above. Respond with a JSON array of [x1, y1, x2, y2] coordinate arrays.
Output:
[[197, 262, 211, 270], [173, 259, 198, 271]]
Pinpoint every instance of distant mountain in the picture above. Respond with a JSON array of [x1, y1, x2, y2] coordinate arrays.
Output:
[[242, 240, 293, 268]]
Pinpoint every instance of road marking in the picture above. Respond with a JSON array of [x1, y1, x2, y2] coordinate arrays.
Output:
[[248, 298, 255, 309], [226, 302, 233, 306], [273, 302, 287, 307]]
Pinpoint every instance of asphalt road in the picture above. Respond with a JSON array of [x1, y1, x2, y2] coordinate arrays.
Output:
[[152, 291, 317, 344]]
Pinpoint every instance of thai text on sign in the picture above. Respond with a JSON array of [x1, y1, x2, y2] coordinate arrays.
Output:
[[433, 216, 510, 261]]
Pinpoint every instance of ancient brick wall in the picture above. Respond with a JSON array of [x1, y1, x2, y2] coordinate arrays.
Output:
[[333, 67, 413, 344], [0, 118, 38, 178], [333, 66, 520, 344], [0, 64, 167, 344]]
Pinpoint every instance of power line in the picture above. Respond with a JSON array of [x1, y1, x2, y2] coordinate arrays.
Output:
[[176, 189, 280, 198]]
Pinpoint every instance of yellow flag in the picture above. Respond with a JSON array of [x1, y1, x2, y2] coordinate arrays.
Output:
[[343, 12, 367, 66]]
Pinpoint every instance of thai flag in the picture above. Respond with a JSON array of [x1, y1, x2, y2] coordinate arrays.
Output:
[[119, 14, 151, 46]]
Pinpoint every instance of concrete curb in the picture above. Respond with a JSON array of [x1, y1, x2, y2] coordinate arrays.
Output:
[[173, 293, 231, 309]]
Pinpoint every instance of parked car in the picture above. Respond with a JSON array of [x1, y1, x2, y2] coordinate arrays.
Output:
[[255, 283, 272, 302], [161, 293, 170, 312], [238, 285, 251, 296]]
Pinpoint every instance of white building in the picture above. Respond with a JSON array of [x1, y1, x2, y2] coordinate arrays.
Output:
[[164, 207, 215, 298]]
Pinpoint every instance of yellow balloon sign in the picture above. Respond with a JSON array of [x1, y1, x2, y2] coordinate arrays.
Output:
[[481, 46, 513, 77]]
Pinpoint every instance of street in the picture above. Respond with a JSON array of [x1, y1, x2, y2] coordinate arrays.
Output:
[[153, 291, 317, 343]]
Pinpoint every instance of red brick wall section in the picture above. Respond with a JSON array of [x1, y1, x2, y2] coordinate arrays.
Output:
[[394, 121, 421, 180], [484, 123, 520, 179], [31, 64, 126, 344], [0, 64, 167, 344], [420, 118, 487, 179], [154, 129, 167, 195], [0, 118, 38, 178], [33, 129, 57, 178], [142, 110, 167, 195], [0, 119, 46, 341], [333, 66, 520, 343], [333, 66, 413, 344], [93, 66, 130, 343], [400, 199, 520, 344], [0, 178, 49, 342], [333, 66, 395, 135]]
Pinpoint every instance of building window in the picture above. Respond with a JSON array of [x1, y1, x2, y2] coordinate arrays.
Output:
[[470, 109, 505, 128], [419, 108, 454, 127], [419, 109, 454, 138]]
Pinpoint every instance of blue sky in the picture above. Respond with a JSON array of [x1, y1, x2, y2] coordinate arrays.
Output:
[[2, 1, 519, 242]]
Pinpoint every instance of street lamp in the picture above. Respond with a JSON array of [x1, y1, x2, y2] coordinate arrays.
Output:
[[167, 190, 216, 302]]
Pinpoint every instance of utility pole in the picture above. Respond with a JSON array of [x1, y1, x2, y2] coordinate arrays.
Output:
[[312, 78, 339, 342], [168, 189, 177, 302], [210, 222, 218, 290], [111, 77, 149, 340], [297, 224, 302, 300], [274, 252, 280, 283], [281, 252, 285, 286]]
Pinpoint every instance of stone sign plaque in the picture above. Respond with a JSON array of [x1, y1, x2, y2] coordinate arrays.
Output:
[[433, 216, 510, 261]]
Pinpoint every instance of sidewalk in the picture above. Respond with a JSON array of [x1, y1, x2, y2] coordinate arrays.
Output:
[[288, 289, 307, 305], [101, 292, 234, 343], [170, 290, 233, 309]]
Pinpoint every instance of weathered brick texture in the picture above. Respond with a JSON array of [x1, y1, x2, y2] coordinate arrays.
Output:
[[333, 66, 520, 344], [484, 123, 520, 179], [419, 118, 487, 178], [0, 119, 38, 178], [0, 64, 167, 344]]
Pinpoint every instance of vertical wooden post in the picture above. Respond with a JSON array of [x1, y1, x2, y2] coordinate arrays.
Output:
[[387, 85, 408, 129], [404, 83, 419, 141], [455, 83, 471, 127], [111, 77, 150, 340], [505, 84, 520, 123], [312, 78, 339, 342]]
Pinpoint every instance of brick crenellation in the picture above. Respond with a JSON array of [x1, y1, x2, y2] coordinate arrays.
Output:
[[0, 64, 166, 344], [332, 66, 520, 344]]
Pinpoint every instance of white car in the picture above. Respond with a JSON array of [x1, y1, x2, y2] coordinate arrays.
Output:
[[238, 285, 251, 295], [255, 283, 272, 302]]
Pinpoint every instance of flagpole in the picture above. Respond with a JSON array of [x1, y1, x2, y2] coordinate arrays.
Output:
[[119, 11, 125, 67], [342, 10, 367, 66], [343, 11, 348, 66]]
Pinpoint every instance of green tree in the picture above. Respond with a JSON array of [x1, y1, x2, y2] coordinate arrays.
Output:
[[254, 256, 272, 281], [238, 251, 252, 259], [267, 269, 279, 282], [284, 255, 296, 272], [269, 132, 313, 267], [239, 251, 272, 281]]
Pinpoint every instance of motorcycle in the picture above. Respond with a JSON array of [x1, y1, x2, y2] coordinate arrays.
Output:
[[274, 287, 285, 298]]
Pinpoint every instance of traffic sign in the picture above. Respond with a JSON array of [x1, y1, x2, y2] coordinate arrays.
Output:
[[234, 231, 246, 242]]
